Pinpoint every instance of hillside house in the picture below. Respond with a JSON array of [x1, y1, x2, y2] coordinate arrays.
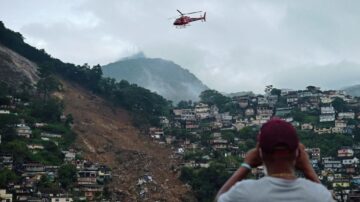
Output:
[[301, 123, 313, 130], [149, 127, 164, 139], [267, 95, 278, 107], [332, 127, 345, 134], [77, 170, 97, 185], [275, 107, 292, 117], [298, 90, 314, 98], [195, 103, 210, 119], [34, 123, 47, 128], [314, 127, 332, 134], [97, 165, 112, 183], [323, 159, 342, 172], [342, 157, 359, 166], [321, 106, 335, 114], [211, 138, 228, 150], [81, 184, 103, 201], [159, 116, 170, 127], [233, 121, 246, 131], [332, 178, 351, 189], [338, 112, 355, 120], [257, 96, 268, 105], [335, 120, 347, 128], [238, 98, 249, 108], [16, 124, 32, 138], [41, 132, 62, 138], [308, 97, 320, 108], [23, 163, 45, 173], [181, 109, 196, 121], [63, 151, 76, 162], [338, 148, 354, 158], [245, 108, 255, 116], [256, 106, 273, 116], [0, 155, 13, 170], [280, 89, 294, 96], [173, 109, 183, 116], [0, 110, 10, 114], [299, 103, 311, 112], [165, 136, 176, 144], [255, 114, 271, 124], [173, 109, 196, 121], [27, 144, 44, 152], [210, 105, 219, 115], [320, 96, 333, 104], [332, 120, 347, 134], [185, 122, 199, 130], [0, 189, 12, 202], [286, 94, 298, 105], [319, 114, 335, 122], [306, 148, 321, 160], [50, 197, 74, 202], [282, 117, 294, 123]]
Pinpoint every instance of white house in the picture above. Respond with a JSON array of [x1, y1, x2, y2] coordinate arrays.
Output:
[[338, 112, 355, 120]]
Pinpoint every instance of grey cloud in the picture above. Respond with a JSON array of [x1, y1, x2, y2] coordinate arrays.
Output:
[[1, 0, 360, 93], [273, 61, 360, 90]]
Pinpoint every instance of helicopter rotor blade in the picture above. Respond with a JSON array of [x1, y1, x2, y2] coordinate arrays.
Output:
[[167, 17, 178, 20], [177, 10, 184, 15], [182, 11, 202, 15]]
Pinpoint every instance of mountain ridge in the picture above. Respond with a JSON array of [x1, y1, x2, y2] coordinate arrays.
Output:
[[102, 56, 208, 103]]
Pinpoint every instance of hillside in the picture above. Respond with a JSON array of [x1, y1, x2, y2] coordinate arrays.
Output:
[[102, 57, 208, 103], [0, 44, 39, 88], [343, 84, 360, 97], [0, 21, 194, 201], [58, 79, 193, 201]]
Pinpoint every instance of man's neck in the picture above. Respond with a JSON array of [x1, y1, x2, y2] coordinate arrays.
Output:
[[265, 162, 297, 180]]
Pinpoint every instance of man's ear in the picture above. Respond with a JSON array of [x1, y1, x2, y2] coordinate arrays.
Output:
[[296, 147, 300, 158]]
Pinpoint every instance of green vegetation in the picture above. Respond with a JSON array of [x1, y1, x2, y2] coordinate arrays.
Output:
[[200, 89, 238, 114], [298, 131, 353, 156], [180, 163, 231, 202], [58, 164, 77, 189], [0, 168, 19, 188], [332, 97, 348, 112]]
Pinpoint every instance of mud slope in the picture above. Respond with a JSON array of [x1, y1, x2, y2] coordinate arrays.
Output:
[[59, 80, 194, 201]]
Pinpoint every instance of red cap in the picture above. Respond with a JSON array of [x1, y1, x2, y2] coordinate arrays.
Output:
[[258, 118, 299, 153]]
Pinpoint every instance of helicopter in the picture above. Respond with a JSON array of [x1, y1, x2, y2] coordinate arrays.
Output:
[[172, 10, 206, 27]]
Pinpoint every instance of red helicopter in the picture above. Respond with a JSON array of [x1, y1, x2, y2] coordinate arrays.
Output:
[[173, 10, 206, 27]]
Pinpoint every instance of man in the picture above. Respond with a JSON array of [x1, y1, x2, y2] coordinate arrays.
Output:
[[216, 119, 333, 202]]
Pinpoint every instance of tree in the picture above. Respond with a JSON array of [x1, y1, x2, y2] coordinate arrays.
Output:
[[200, 90, 231, 112], [177, 100, 192, 108], [332, 97, 348, 112], [36, 76, 61, 101], [0, 168, 18, 188], [270, 88, 281, 96], [57, 164, 77, 189]]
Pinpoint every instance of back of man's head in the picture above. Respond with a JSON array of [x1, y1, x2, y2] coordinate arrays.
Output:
[[258, 118, 299, 162]]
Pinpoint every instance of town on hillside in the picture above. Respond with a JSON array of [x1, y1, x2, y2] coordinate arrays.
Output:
[[148, 86, 360, 201], [0, 85, 112, 201]]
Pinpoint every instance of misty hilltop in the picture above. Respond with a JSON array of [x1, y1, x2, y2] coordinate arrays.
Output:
[[102, 55, 208, 103], [343, 84, 360, 97]]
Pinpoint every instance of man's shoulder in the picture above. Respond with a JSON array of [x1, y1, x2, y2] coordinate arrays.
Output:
[[296, 178, 333, 198], [218, 179, 258, 202], [297, 178, 328, 189]]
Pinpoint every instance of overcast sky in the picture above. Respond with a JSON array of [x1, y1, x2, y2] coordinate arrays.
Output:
[[1, 0, 360, 93]]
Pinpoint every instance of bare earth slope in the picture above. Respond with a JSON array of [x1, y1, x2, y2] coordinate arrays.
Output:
[[0, 44, 39, 87], [59, 79, 194, 201]]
